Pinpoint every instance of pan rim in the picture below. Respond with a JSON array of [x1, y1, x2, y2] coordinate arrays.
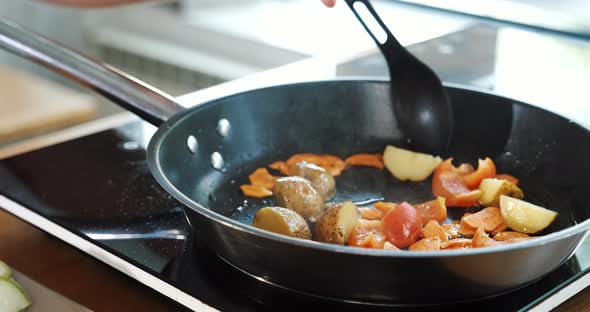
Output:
[[147, 79, 590, 258]]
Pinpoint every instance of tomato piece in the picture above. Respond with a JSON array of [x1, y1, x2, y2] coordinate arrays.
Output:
[[345, 153, 384, 169], [414, 197, 447, 224], [409, 238, 441, 251], [358, 207, 384, 220], [381, 202, 423, 248], [462, 158, 497, 189], [463, 207, 504, 232], [348, 219, 386, 249], [432, 158, 483, 207], [495, 173, 519, 186]]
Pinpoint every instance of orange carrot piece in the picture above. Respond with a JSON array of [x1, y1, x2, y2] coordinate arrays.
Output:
[[409, 238, 441, 251], [463, 207, 504, 232], [348, 219, 386, 249], [269, 161, 288, 175], [441, 223, 460, 239], [472, 227, 500, 248], [495, 173, 519, 186], [248, 168, 276, 190], [458, 213, 477, 237], [285, 153, 346, 176], [414, 197, 447, 224], [441, 238, 472, 249], [374, 201, 397, 214], [493, 231, 531, 241], [240, 184, 273, 198], [383, 241, 399, 250], [422, 220, 449, 242], [345, 153, 384, 169], [358, 207, 384, 220], [491, 222, 508, 234]]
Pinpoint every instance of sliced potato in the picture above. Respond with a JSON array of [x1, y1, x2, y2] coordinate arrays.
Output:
[[315, 201, 360, 245], [479, 178, 523, 207], [499, 195, 558, 234], [252, 207, 312, 239], [383, 145, 442, 182]]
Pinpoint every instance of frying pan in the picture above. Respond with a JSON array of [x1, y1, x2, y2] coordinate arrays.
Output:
[[2, 18, 590, 306]]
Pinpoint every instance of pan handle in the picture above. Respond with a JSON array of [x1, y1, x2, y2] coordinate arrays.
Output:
[[0, 18, 184, 126]]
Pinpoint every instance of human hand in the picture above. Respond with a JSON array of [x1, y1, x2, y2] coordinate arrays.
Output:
[[321, 0, 336, 8]]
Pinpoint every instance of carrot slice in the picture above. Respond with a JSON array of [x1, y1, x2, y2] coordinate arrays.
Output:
[[285, 153, 346, 176], [493, 231, 530, 241], [248, 168, 276, 190], [409, 238, 441, 251], [463, 207, 504, 232], [348, 219, 386, 249], [358, 207, 384, 220], [345, 153, 384, 169], [269, 161, 288, 175], [414, 197, 447, 224], [441, 238, 472, 249], [472, 227, 500, 248], [442, 223, 460, 239], [491, 222, 508, 234], [374, 201, 397, 214], [422, 220, 449, 242], [495, 173, 519, 186], [240, 184, 273, 198], [458, 213, 477, 237]]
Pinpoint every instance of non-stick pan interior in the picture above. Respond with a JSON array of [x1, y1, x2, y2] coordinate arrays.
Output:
[[154, 81, 590, 233]]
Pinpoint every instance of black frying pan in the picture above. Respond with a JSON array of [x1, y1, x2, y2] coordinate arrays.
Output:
[[2, 18, 590, 306]]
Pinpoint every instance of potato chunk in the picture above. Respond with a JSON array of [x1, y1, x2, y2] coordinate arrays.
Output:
[[252, 207, 311, 239], [499, 195, 558, 234], [315, 202, 360, 245], [274, 176, 325, 222], [288, 161, 336, 200], [479, 178, 523, 207], [383, 145, 442, 182]]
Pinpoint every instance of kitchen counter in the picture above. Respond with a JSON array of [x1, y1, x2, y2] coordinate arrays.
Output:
[[1, 3, 590, 311]]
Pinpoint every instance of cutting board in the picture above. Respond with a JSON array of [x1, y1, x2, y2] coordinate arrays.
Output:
[[12, 270, 93, 312], [0, 65, 97, 143]]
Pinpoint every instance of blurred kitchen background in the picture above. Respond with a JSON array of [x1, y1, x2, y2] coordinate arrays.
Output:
[[0, 0, 589, 147]]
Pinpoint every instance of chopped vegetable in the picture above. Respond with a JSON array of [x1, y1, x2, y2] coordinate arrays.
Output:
[[472, 227, 500, 248], [374, 201, 396, 214], [285, 153, 346, 176], [478, 178, 523, 207], [269, 161, 288, 175], [414, 197, 447, 224], [432, 158, 483, 207], [493, 231, 530, 241], [495, 173, 519, 186], [252, 207, 312, 239], [462, 158, 497, 189], [441, 223, 460, 239], [288, 161, 336, 200], [249, 168, 276, 190], [382, 202, 423, 248], [274, 177, 325, 222], [0, 261, 12, 279], [491, 222, 508, 234], [463, 207, 504, 232], [348, 219, 386, 248], [409, 238, 441, 251], [0, 277, 31, 312], [383, 145, 442, 181], [422, 220, 449, 242], [345, 153, 384, 169], [315, 202, 360, 245], [383, 241, 399, 250], [240, 184, 273, 198], [499, 195, 558, 234], [458, 213, 477, 236], [441, 238, 472, 249], [358, 207, 383, 220]]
